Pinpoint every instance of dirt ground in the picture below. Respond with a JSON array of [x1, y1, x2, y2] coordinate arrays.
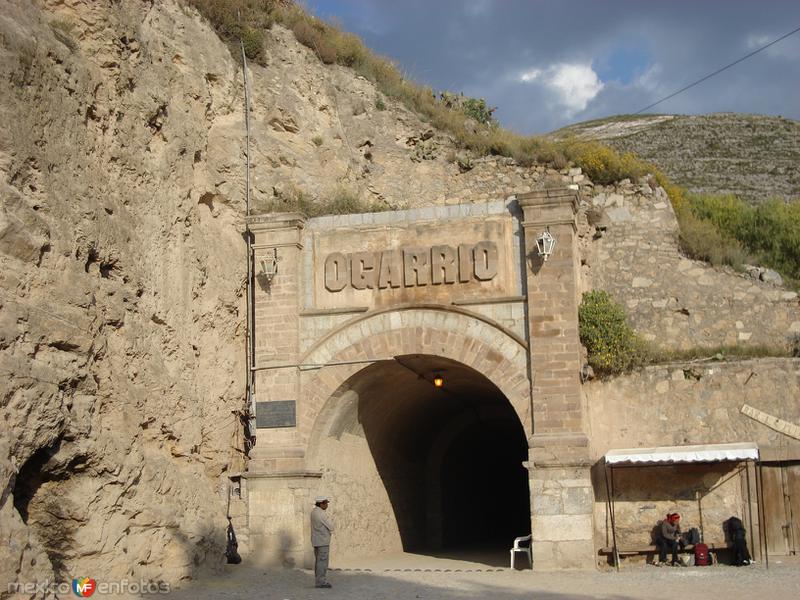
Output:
[[150, 555, 800, 600]]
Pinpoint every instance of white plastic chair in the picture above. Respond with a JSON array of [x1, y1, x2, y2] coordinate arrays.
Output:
[[510, 534, 532, 569]]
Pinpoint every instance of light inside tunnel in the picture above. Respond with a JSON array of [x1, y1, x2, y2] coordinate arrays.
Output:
[[315, 354, 530, 564]]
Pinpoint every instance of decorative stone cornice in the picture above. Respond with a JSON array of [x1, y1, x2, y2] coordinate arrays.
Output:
[[517, 187, 579, 232], [246, 212, 306, 232], [517, 187, 579, 212]]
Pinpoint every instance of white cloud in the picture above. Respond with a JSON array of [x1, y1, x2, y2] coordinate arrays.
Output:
[[519, 68, 542, 82], [635, 62, 663, 92], [464, 0, 492, 18], [518, 63, 604, 115], [746, 32, 800, 60]]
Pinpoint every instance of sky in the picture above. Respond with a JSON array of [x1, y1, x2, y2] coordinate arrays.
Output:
[[305, 0, 800, 134]]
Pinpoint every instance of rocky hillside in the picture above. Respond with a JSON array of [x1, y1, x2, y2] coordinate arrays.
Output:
[[552, 113, 800, 203], [0, 0, 564, 588]]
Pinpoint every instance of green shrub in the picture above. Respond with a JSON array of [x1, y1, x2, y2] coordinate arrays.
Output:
[[240, 27, 265, 60], [687, 194, 800, 282], [673, 202, 750, 269], [257, 185, 389, 217], [311, 135, 323, 147], [579, 291, 646, 376], [648, 343, 792, 363], [186, 0, 275, 61], [461, 97, 496, 125], [289, 17, 338, 63], [374, 97, 386, 111], [562, 140, 647, 184]]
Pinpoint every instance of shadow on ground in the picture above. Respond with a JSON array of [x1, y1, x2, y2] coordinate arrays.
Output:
[[154, 566, 637, 600], [142, 558, 800, 600]]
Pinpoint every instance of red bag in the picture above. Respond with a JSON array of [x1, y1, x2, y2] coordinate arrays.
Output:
[[694, 543, 710, 566]]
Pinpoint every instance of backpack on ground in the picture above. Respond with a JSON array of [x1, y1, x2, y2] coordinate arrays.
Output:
[[694, 542, 710, 566]]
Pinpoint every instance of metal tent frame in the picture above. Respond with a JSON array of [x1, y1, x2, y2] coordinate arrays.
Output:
[[603, 442, 767, 571]]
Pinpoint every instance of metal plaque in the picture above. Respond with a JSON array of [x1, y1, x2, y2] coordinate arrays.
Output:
[[255, 401, 296, 428]]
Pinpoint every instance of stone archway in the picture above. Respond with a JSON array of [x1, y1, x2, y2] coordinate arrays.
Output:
[[299, 306, 532, 564], [246, 191, 596, 570], [300, 305, 531, 449]]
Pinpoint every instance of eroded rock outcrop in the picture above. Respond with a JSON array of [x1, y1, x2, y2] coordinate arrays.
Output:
[[1, 0, 248, 588], [0, 0, 555, 588]]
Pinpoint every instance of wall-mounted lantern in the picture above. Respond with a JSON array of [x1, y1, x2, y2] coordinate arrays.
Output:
[[536, 228, 556, 261], [260, 248, 279, 284], [433, 373, 444, 388]]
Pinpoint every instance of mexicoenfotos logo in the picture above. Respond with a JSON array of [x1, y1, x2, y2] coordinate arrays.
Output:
[[8, 577, 169, 596], [72, 577, 97, 597]]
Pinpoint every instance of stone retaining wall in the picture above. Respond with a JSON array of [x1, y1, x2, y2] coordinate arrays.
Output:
[[581, 180, 799, 349], [586, 358, 800, 556]]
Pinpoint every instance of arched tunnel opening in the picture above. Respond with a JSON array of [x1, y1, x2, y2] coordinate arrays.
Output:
[[314, 354, 530, 565]]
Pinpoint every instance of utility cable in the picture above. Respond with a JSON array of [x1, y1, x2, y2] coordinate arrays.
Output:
[[635, 24, 800, 114], [239, 10, 256, 454]]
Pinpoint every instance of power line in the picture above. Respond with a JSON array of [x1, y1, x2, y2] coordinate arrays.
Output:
[[635, 24, 800, 114]]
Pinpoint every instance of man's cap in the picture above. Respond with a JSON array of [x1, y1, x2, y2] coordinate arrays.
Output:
[[314, 496, 329, 504]]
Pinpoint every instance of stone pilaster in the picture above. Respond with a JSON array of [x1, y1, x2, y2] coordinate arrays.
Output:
[[244, 213, 321, 567], [519, 189, 595, 569]]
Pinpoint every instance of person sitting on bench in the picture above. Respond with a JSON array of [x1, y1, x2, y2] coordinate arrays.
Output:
[[656, 513, 683, 566]]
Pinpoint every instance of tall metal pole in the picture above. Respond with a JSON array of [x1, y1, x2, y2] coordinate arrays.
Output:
[[604, 462, 620, 571]]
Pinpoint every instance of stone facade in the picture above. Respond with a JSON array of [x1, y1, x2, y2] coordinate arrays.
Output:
[[245, 189, 596, 569], [243, 174, 800, 570], [587, 358, 800, 560]]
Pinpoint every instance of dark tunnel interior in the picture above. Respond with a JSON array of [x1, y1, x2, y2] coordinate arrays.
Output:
[[340, 354, 530, 560]]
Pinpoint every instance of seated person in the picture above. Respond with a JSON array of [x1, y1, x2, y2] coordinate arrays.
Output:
[[656, 512, 682, 566]]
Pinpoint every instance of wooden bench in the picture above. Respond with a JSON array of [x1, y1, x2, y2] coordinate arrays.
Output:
[[599, 543, 726, 558]]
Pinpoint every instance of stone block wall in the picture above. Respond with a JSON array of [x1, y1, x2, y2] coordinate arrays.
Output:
[[453, 299, 527, 341], [581, 181, 799, 349], [586, 358, 800, 558], [587, 358, 800, 455]]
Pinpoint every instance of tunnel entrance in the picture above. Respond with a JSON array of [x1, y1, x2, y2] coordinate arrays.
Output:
[[315, 354, 530, 565]]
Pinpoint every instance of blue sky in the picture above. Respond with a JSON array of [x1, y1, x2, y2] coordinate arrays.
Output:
[[306, 1, 800, 134]]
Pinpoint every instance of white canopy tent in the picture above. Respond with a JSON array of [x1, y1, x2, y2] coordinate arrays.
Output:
[[605, 442, 760, 465], [603, 442, 766, 570]]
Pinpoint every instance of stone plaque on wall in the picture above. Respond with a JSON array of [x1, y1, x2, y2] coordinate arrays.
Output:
[[256, 400, 296, 428]]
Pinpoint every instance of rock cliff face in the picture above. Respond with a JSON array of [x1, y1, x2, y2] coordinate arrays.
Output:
[[1, 0, 253, 588], [0, 0, 557, 587]]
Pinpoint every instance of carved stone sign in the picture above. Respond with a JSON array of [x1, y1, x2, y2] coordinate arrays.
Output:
[[324, 241, 498, 292], [255, 400, 297, 428]]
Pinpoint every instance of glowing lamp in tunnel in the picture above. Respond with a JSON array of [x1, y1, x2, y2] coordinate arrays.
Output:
[[433, 374, 444, 388]]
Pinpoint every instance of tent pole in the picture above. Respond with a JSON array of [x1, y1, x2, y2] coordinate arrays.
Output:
[[604, 462, 620, 571], [757, 461, 769, 569], [746, 461, 756, 562], [697, 489, 704, 543]]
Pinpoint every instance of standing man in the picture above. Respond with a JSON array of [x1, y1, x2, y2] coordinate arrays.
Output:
[[311, 496, 334, 588]]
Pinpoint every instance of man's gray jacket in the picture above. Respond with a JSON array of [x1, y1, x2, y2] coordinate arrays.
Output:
[[311, 506, 333, 547]]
